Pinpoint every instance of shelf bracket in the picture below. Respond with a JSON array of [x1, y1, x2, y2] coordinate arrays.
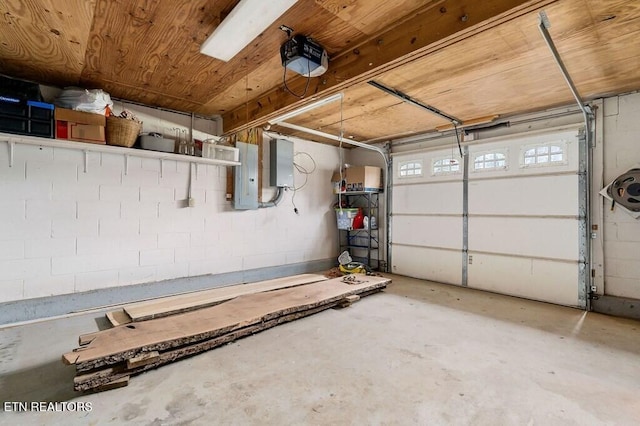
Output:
[[83, 150, 89, 173], [160, 159, 164, 178], [125, 155, 129, 175], [9, 141, 15, 168]]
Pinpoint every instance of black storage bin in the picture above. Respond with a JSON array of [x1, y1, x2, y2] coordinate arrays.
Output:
[[0, 98, 28, 118], [0, 77, 53, 138], [29, 119, 54, 138], [0, 115, 28, 134], [27, 100, 54, 120], [0, 74, 43, 102], [0, 100, 54, 138]]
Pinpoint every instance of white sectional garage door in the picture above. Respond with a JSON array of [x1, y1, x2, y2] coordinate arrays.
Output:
[[391, 150, 464, 286], [392, 127, 586, 307]]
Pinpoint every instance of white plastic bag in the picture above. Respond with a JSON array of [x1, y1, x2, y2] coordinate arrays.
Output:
[[55, 87, 113, 115]]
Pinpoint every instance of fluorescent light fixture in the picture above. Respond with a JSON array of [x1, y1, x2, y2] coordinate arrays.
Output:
[[200, 0, 299, 61], [269, 93, 343, 124]]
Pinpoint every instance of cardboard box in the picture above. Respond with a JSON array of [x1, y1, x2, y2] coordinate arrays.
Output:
[[331, 166, 382, 192], [55, 108, 106, 144]]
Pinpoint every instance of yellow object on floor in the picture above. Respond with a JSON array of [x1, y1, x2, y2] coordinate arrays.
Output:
[[339, 263, 367, 274]]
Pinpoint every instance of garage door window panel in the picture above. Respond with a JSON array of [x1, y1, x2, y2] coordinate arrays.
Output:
[[432, 157, 461, 175], [473, 151, 507, 172], [399, 160, 423, 178], [521, 141, 567, 167]]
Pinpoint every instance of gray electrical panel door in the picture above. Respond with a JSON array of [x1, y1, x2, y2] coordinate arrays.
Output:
[[270, 139, 294, 188], [234, 141, 259, 210]]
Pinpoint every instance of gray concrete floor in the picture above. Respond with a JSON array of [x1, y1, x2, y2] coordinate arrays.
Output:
[[1, 274, 640, 425]]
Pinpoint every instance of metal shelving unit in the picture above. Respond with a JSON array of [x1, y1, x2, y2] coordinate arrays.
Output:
[[337, 191, 380, 270]]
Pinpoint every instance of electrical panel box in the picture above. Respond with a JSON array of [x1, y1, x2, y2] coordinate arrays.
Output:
[[270, 138, 294, 188], [234, 141, 259, 210]]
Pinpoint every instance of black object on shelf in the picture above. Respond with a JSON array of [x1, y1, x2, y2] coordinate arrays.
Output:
[[0, 74, 43, 102], [0, 98, 28, 117], [0, 99, 54, 138]]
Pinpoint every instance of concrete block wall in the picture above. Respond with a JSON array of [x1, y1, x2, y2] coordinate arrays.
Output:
[[0, 134, 340, 304], [602, 92, 640, 300]]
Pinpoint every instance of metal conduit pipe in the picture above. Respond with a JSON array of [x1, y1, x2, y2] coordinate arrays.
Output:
[[258, 186, 285, 208]]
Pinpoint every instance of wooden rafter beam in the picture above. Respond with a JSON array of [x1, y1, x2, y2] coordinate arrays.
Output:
[[220, 0, 557, 134]]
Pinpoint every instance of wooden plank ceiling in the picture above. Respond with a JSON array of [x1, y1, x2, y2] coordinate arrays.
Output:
[[1, 0, 639, 145]]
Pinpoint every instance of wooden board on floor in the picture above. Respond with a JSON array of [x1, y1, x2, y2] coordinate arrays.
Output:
[[63, 275, 389, 372], [122, 273, 329, 322], [105, 309, 132, 327], [126, 351, 159, 369], [91, 376, 129, 392], [338, 294, 361, 308], [79, 331, 100, 346], [73, 289, 384, 391], [73, 302, 336, 391], [73, 288, 385, 392]]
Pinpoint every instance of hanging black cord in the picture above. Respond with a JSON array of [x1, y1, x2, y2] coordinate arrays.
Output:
[[453, 122, 463, 157], [283, 57, 312, 99]]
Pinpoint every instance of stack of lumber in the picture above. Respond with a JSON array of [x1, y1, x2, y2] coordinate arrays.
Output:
[[104, 273, 329, 326], [62, 275, 390, 392]]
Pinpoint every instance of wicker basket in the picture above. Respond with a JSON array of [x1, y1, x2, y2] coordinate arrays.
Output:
[[106, 116, 142, 148]]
